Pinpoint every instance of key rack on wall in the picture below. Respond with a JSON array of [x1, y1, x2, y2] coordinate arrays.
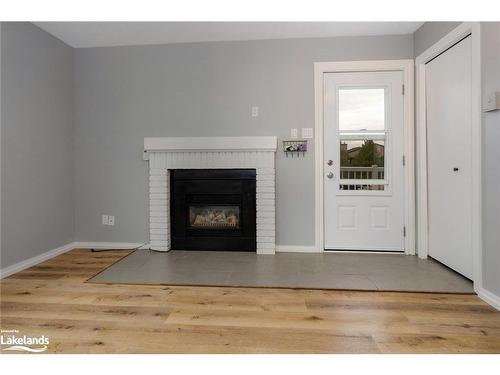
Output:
[[283, 140, 307, 157]]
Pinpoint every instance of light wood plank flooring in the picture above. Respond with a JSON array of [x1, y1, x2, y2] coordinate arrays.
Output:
[[1, 249, 499, 353]]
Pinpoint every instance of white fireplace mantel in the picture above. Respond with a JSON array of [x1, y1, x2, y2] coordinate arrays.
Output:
[[144, 136, 278, 254], [144, 136, 277, 158]]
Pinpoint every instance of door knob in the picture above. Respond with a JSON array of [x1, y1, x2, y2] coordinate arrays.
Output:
[[327, 172, 334, 179], [327, 160, 333, 166]]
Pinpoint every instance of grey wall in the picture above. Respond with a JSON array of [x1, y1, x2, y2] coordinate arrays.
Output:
[[413, 22, 462, 57], [74, 34, 414, 246], [1, 22, 74, 268], [481, 22, 500, 296]]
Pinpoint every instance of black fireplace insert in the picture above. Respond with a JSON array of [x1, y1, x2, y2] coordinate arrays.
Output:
[[170, 169, 256, 251]]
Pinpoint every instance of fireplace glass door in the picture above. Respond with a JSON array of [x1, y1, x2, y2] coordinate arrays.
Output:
[[171, 169, 256, 251], [189, 205, 240, 229]]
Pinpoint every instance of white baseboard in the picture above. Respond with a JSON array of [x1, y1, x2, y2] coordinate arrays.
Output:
[[477, 287, 500, 311], [0, 242, 76, 279], [72, 241, 147, 250], [275, 245, 320, 253], [324, 250, 405, 255]]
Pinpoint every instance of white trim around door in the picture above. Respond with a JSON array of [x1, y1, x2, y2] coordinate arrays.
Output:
[[314, 60, 415, 255], [415, 22, 482, 290]]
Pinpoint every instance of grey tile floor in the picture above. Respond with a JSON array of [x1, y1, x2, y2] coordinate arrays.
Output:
[[89, 250, 474, 293]]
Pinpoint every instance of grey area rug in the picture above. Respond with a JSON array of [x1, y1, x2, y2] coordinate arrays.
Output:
[[88, 250, 473, 293]]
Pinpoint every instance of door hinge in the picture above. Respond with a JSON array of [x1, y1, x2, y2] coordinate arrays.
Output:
[[403, 226, 406, 237], [402, 84, 405, 95], [402, 155, 406, 166]]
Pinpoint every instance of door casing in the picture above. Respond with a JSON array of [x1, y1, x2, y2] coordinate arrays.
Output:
[[314, 59, 415, 255]]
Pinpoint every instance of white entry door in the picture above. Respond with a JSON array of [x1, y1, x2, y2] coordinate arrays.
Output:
[[324, 71, 405, 251], [426, 36, 473, 279]]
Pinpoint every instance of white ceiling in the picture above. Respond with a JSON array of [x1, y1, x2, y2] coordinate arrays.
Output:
[[34, 22, 424, 48]]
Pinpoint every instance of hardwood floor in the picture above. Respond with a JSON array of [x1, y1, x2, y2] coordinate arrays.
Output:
[[1, 249, 499, 353]]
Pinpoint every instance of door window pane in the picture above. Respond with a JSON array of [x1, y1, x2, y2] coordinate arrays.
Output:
[[340, 139, 385, 180], [339, 88, 385, 131]]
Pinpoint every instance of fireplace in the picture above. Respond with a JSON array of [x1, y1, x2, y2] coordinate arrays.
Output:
[[144, 136, 276, 253], [170, 169, 257, 251]]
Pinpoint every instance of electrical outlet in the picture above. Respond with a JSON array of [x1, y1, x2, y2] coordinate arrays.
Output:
[[108, 215, 115, 226], [102, 215, 109, 225], [251, 106, 259, 117], [291, 128, 298, 139]]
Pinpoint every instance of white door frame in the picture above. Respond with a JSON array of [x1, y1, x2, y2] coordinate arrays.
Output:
[[415, 22, 482, 289], [314, 60, 415, 254]]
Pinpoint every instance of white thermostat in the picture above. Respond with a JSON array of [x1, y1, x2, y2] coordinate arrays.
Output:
[[484, 92, 500, 112]]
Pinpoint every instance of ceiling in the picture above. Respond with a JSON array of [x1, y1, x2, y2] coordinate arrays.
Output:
[[34, 22, 424, 48]]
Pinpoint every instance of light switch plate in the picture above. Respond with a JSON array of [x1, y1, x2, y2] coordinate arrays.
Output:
[[108, 215, 115, 226], [251, 106, 259, 117], [291, 128, 298, 139], [102, 215, 109, 225], [302, 128, 313, 139]]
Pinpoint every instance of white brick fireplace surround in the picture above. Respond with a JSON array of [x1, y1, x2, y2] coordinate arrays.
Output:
[[143, 136, 278, 254]]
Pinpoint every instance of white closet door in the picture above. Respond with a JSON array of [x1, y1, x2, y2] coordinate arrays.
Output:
[[426, 35, 473, 279]]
